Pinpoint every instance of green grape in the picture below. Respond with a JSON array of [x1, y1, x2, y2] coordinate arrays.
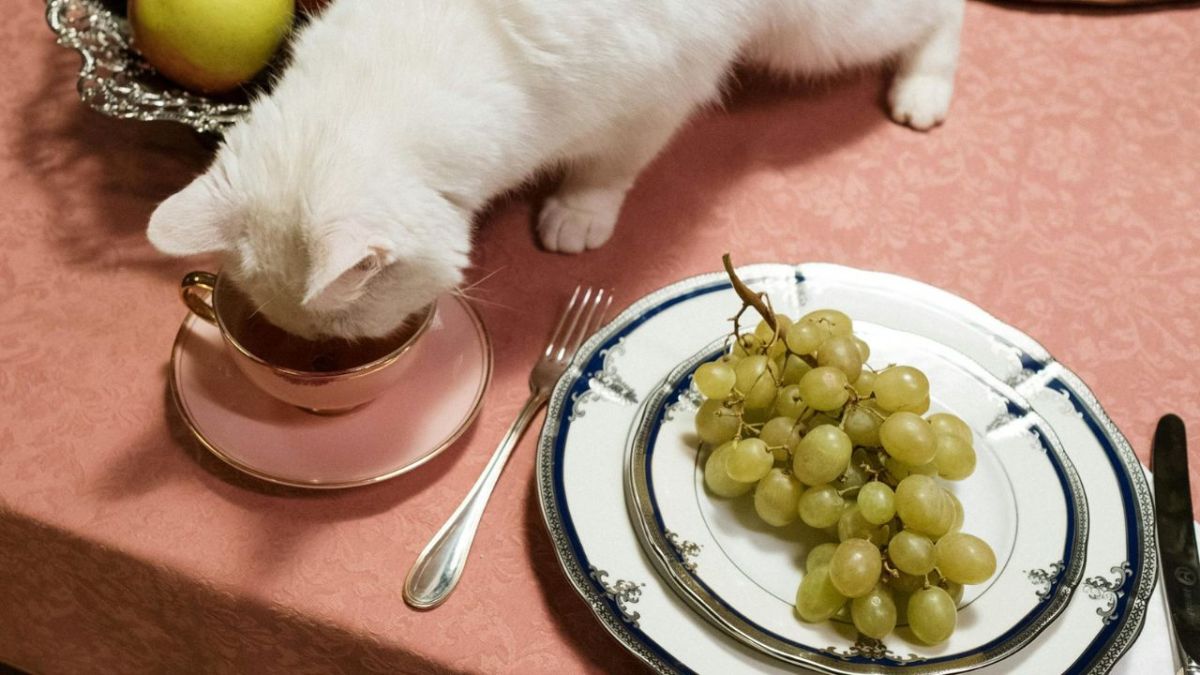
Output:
[[853, 370, 876, 398], [851, 584, 897, 640], [793, 426, 853, 485], [893, 591, 912, 626], [838, 505, 890, 546], [795, 565, 847, 622], [816, 335, 864, 382], [781, 354, 813, 386], [725, 438, 773, 482], [923, 489, 957, 540], [774, 385, 807, 418], [743, 406, 771, 425], [895, 475, 947, 535], [944, 581, 964, 605], [852, 336, 871, 362], [798, 366, 851, 411], [934, 533, 997, 585], [785, 321, 825, 355], [947, 492, 964, 532], [833, 604, 852, 622], [888, 571, 927, 594], [829, 539, 883, 598], [806, 542, 840, 572], [767, 338, 788, 361], [798, 484, 845, 528], [754, 315, 792, 343], [843, 405, 882, 447], [754, 468, 803, 526], [858, 482, 896, 525], [933, 434, 976, 480], [879, 412, 937, 466], [695, 399, 740, 445], [807, 413, 839, 429], [839, 454, 869, 491], [874, 366, 930, 413], [732, 333, 764, 359], [694, 361, 736, 400], [889, 530, 936, 575], [895, 488, 953, 540], [759, 416, 798, 449], [885, 456, 938, 481], [907, 587, 957, 645], [734, 355, 779, 410], [801, 309, 853, 338], [704, 443, 754, 497], [928, 412, 973, 445], [895, 395, 931, 415]]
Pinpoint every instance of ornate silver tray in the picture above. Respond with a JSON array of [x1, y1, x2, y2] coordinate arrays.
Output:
[[45, 0, 250, 135]]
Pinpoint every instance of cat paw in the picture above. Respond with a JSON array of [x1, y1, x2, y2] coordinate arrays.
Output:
[[889, 74, 953, 131], [537, 187, 625, 254]]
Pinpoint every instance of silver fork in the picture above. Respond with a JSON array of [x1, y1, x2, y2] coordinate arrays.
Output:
[[404, 286, 612, 609]]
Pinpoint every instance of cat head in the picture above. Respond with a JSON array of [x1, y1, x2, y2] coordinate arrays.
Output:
[[146, 117, 471, 341]]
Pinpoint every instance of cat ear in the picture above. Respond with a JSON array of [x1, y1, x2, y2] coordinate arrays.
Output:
[[303, 227, 397, 307], [146, 174, 231, 256]]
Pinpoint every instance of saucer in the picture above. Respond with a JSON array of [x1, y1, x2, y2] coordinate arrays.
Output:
[[169, 294, 492, 489]]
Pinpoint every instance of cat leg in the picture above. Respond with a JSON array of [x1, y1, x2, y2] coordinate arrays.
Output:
[[888, 1, 964, 131], [538, 106, 692, 254]]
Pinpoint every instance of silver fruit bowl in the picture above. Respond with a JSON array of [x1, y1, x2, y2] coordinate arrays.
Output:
[[45, 0, 251, 135]]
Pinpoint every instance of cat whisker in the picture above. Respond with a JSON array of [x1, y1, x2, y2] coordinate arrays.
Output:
[[247, 294, 281, 321], [457, 266, 505, 294], [450, 287, 513, 311]]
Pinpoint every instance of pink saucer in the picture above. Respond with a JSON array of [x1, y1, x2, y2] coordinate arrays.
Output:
[[169, 295, 492, 489]]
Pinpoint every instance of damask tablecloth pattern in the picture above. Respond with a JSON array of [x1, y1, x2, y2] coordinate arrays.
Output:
[[1, 1, 1198, 673]]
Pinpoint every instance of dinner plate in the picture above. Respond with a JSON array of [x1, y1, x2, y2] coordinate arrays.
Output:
[[625, 325, 1087, 673], [536, 263, 1155, 674], [170, 294, 492, 489]]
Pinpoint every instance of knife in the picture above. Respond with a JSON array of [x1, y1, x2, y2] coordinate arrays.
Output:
[[1153, 414, 1200, 673]]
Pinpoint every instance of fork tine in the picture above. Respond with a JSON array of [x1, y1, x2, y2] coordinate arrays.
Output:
[[596, 292, 613, 333], [561, 288, 607, 361], [544, 286, 581, 358], [554, 287, 594, 361]]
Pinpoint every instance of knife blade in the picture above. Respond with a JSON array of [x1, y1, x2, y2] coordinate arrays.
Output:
[[1153, 413, 1200, 666]]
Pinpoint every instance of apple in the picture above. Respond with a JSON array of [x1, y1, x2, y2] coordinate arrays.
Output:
[[129, 0, 295, 94]]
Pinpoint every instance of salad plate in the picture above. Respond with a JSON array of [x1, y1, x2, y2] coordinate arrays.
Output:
[[625, 326, 1087, 673], [536, 263, 1154, 674]]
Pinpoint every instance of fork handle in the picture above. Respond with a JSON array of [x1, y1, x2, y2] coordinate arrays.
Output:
[[403, 389, 548, 609]]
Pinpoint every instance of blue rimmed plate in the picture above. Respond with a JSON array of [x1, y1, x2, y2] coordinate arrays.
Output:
[[536, 263, 1154, 674], [624, 325, 1087, 674]]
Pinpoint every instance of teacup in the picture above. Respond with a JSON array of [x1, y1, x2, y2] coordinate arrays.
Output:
[[180, 271, 435, 414]]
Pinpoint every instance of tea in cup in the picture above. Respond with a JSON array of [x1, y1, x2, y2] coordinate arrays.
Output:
[[180, 271, 434, 414]]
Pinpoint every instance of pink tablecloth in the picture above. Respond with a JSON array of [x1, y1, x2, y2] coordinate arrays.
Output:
[[2, 1, 1199, 673]]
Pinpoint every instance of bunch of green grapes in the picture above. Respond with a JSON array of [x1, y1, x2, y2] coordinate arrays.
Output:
[[693, 307, 996, 645]]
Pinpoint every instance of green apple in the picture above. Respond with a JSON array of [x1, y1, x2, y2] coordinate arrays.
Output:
[[129, 0, 295, 94]]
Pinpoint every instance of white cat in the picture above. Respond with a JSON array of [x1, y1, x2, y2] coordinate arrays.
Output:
[[148, 0, 964, 340]]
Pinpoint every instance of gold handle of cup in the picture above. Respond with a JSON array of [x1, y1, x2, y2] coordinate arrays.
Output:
[[181, 271, 218, 325]]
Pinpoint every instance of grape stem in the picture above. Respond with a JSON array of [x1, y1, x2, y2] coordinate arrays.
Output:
[[882, 559, 899, 579], [722, 253, 776, 332]]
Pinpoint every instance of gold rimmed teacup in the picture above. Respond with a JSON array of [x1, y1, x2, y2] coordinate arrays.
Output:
[[180, 271, 435, 414]]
